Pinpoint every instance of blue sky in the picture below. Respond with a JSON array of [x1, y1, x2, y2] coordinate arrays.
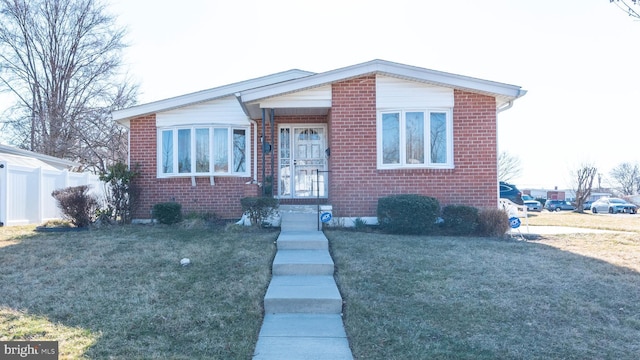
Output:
[[3, 0, 639, 190]]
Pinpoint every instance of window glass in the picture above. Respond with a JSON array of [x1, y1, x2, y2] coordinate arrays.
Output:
[[233, 129, 246, 172], [430, 112, 447, 164], [195, 128, 209, 172], [214, 128, 228, 172], [382, 113, 400, 164], [158, 126, 249, 176], [161, 130, 173, 173], [178, 129, 191, 173], [405, 112, 425, 164]]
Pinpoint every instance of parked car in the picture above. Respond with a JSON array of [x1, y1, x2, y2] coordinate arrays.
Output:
[[499, 181, 523, 205], [590, 197, 637, 214], [522, 194, 542, 212], [582, 200, 594, 211], [544, 200, 575, 212]]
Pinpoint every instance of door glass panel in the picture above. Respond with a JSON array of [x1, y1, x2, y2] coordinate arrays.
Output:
[[279, 128, 291, 196], [293, 127, 326, 197]]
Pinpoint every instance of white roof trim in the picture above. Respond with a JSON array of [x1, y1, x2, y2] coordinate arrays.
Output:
[[112, 69, 315, 125], [113, 59, 526, 125], [240, 59, 526, 103]]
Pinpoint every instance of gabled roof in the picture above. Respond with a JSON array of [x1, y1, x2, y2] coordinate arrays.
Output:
[[112, 59, 526, 125], [0, 144, 78, 170], [113, 69, 315, 126], [240, 59, 526, 104]]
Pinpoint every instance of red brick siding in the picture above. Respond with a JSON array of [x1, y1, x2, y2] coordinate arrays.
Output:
[[328, 78, 498, 217], [128, 114, 252, 219], [128, 79, 498, 220]]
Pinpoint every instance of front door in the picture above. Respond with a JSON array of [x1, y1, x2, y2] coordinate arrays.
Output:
[[278, 126, 327, 198]]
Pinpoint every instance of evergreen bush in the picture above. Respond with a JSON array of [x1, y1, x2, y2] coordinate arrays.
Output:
[[441, 205, 479, 235], [152, 202, 183, 225], [377, 194, 440, 234]]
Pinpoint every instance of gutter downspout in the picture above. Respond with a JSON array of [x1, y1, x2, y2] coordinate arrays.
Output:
[[250, 120, 258, 183], [234, 93, 258, 183], [497, 100, 513, 113]]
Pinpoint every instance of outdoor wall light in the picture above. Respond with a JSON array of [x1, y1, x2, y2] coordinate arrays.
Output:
[[325, 148, 330, 157]]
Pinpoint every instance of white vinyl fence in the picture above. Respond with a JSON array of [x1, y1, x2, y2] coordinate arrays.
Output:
[[0, 161, 104, 226]]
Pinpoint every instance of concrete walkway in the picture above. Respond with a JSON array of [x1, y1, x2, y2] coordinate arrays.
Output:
[[253, 209, 353, 360]]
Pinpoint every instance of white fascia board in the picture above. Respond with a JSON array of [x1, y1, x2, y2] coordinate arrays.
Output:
[[112, 69, 315, 124], [240, 59, 526, 104]]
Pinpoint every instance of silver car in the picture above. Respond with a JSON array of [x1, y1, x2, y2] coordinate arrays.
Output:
[[591, 197, 637, 214]]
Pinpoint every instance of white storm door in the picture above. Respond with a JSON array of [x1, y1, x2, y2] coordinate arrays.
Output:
[[279, 126, 327, 198]]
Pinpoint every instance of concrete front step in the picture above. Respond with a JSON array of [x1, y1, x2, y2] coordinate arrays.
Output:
[[264, 275, 343, 314], [272, 250, 334, 276], [253, 314, 352, 360], [277, 231, 328, 250], [281, 212, 318, 231]]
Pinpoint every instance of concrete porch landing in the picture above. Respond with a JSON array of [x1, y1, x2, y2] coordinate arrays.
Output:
[[253, 208, 353, 360]]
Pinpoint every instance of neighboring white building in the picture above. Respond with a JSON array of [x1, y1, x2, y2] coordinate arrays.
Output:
[[0, 144, 103, 226]]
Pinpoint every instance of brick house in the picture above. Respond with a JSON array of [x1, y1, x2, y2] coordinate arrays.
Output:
[[112, 59, 526, 223]]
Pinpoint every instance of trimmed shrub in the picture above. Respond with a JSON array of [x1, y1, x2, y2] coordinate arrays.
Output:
[[240, 197, 279, 227], [477, 208, 510, 237], [377, 194, 440, 234], [51, 185, 98, 228], [441, 205, 479, 235], [152, 202, 183, 225]]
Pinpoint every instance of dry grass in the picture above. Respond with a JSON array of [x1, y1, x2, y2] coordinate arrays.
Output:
[[526, 211, 640, 232], [524, 211, 640, 273], [0, 224, 278, 359], [327, 220, 640, 359]]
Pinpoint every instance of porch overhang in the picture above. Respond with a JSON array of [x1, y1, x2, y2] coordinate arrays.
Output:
[[244, 105, 330, 119]]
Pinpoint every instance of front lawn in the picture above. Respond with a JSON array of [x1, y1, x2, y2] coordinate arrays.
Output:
[[327, 230, 640, 359], [0, 224, 277, 359]]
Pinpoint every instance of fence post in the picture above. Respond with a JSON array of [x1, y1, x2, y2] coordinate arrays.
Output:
[[36, 166, 43, 224], [0, 162, 6, 226]]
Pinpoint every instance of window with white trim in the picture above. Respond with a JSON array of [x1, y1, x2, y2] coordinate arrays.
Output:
[[378, 109, 453, 169], [158, 126, 249, 177]]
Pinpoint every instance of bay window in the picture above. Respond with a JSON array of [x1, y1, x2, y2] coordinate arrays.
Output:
[[159, 126, 249, 177], [378, 109, 452, 169]]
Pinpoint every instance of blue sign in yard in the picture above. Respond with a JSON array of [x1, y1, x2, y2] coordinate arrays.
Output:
[[320, 212, 332, 223], [509, 217, 521, 229]]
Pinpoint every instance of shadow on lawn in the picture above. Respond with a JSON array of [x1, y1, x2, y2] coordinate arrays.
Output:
[[0, 225, 278, 359], [327, 231, 640, 360]]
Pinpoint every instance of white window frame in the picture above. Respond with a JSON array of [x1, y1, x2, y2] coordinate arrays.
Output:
[[377, 109, 453, 169], [157, 125, 250, 178]]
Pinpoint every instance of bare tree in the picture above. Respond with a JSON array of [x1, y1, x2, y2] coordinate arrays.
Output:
[[610, 0, 640, 19], [498, 151, 522, 183], [572, 163, 598, 213], [0, 0, 137, 172], [610, 162, 639, 195]]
